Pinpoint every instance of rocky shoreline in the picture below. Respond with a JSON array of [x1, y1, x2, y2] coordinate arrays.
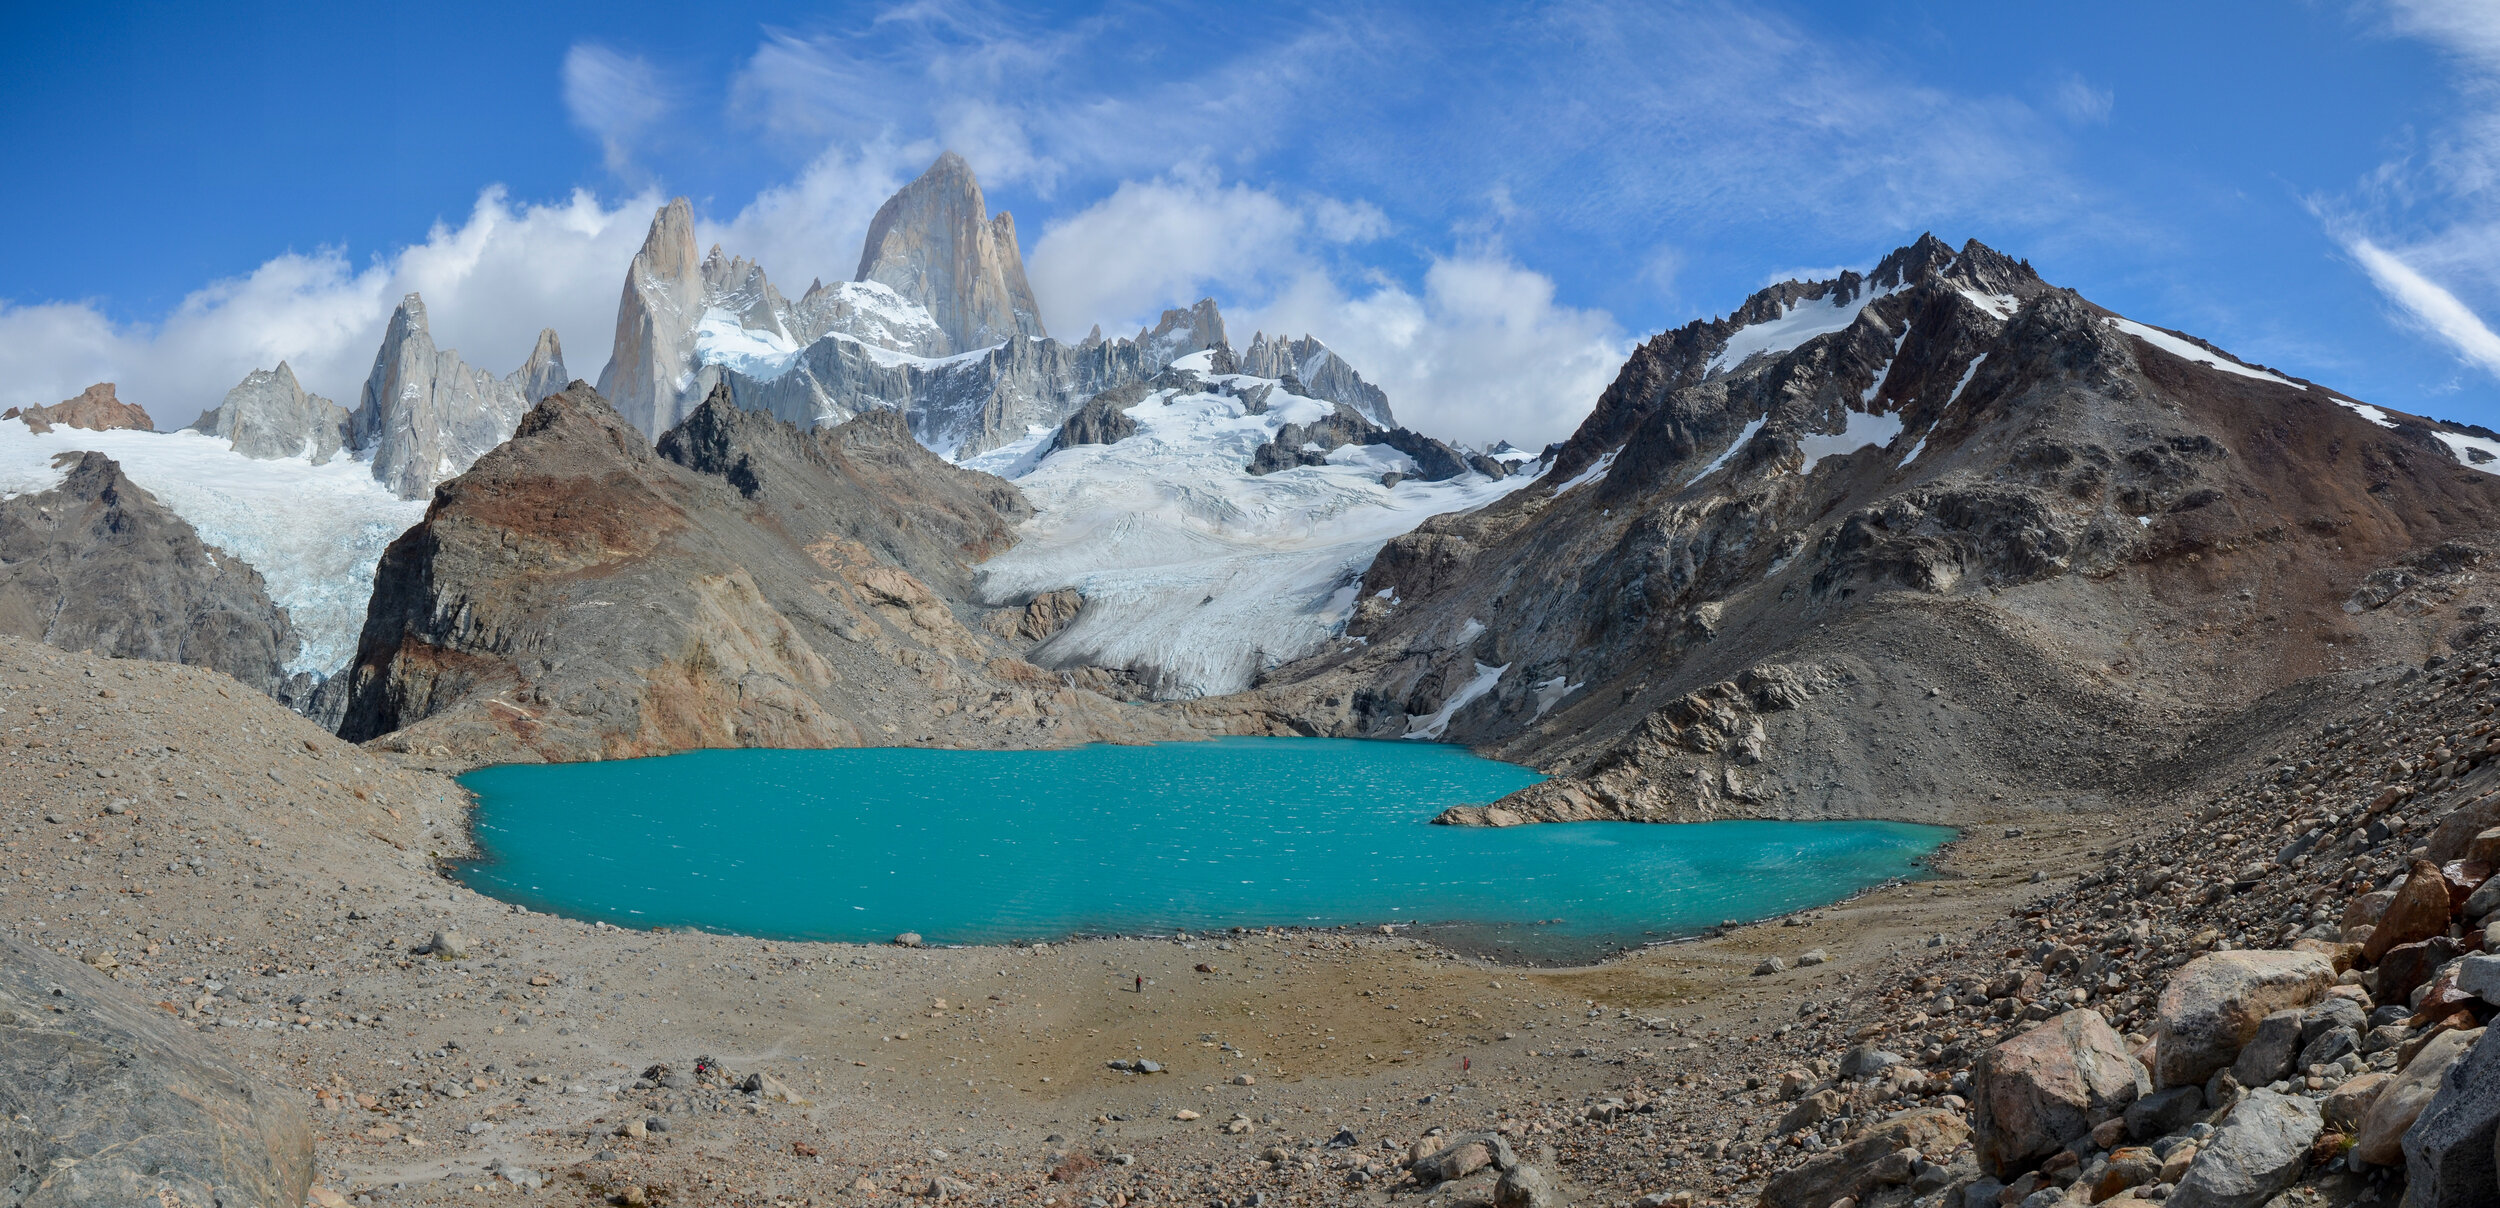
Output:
[[7, 628, 2500, 1208]]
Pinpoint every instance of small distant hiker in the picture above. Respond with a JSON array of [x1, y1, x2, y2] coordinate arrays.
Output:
[[1135, 974, 1144, 993]]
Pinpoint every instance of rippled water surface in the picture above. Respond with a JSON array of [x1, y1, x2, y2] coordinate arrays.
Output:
[[454, 738, 1951, 962]]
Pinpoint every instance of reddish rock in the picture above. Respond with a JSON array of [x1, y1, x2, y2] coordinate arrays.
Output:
[[2364, 861, 2458, 963], [12, 382, 153, 433], [2380, 937, 2466, 1005]]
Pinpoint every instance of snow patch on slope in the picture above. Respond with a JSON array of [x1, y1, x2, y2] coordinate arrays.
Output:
[[1708, 287, 1891, 376], [2431, 429, 2500, 476], [1549, 448, 1619, 496], [1798, 409, 1906, 475], [1689, 417, 1766, 485], [1405, 662, 1509, 741], [2106, 317, 2303, 389], [969, 380, 1535, 699], [0, 423, 428, 675]]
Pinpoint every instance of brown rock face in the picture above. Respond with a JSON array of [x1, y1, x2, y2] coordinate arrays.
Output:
[[0, 934, 313, 1207], [336, 383, 1200, 761], [1971, 1009, 2151, 1177], [0, 451, 299, 692], [2151, 951, 2335, 1089], [854, 151, 1046, 354], [2354, 1026, 2483, 1165], [11, 382, 154, 433], [2364, 859, 2457, 962]]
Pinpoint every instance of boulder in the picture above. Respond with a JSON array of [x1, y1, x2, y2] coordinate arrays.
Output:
[[2356, 1027, 2484, 1165], [0, 934, 313, 1205], [2300, 998, 2369, 1049], [2296, 1025, 2359, 1072], [2166, 1090, 2321, 1208], [2323, 1072, 2392, 1132], [2398, 1025, 2500, 1207], [2378, 937, 2464, 1005], [2365, 861, 2458, 963], [2456, 953, 2500, 1006], [1970, 1009, 2149, 1177], [2124, 1085, 2205, 1141], [2228, 1009, 2303, 1088], [1840, 1044, 1906, 1079], [1493, 1163, 1563, 1208], [1412, 1132, 1518, 1183], [1759, 1108, 1968, 1208], [2151, 951, 2335, 1089], [2466, 875, 2500, 924]]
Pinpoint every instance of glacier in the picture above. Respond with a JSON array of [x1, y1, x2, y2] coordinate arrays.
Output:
[[967, 356, 1538, 699]]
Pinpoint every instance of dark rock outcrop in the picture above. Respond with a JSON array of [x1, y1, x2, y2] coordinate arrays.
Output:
[[1052, 382, 1149, 448], [0, 452, 298, 693], [336, 382, 1198, 761], [0, 933, 313, 1207]]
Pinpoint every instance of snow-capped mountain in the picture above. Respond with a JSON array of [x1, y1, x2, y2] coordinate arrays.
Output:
[[593, 152, 1399, 460], [1237, 233, 2500, 829]]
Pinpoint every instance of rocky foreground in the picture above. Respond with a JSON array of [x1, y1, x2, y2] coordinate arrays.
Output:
[[4, 626, 2500, 1208]]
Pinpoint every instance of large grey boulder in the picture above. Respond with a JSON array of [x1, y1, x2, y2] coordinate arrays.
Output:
[[2167, 1089, 2321, 1208], [2151, 950, 2335, 1089], [187, 362, 350, 463], [2229, 1008, 2304, 1087], [1970, 1008, 2149, 1177], [0, 934, 312, 1206], [2400, 1025, 2500, 1208]]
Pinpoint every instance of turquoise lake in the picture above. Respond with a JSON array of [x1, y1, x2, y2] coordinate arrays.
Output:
[[453, 738, 1953, 964]]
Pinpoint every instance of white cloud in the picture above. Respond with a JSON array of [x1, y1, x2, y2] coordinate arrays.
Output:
[[1245, 255, 1627, 450], [0, 188, 659, 427], [1024, 168, 1314, 335], [1028, 169, 1624, 448], [704, 142, 925, 287], [563, 44, 674, 177], [2348, 238, 2500, 377]]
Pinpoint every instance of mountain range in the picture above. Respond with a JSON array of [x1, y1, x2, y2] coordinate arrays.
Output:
[[2, 159, 2497, 830]]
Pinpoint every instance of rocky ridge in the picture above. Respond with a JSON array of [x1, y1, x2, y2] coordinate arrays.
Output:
[[333, 380, 1225, 762], [0, 450, 301, 695], [596, 154, 1401, 460]]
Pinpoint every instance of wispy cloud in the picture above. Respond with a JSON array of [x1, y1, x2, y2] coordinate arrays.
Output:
[[563, 43, 673, 177], [2050, 72, 2114, 125], [2324, 1, 2500, 383], [2349, 238, 2500, 376]]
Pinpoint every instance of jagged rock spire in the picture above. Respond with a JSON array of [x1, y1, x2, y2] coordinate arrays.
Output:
[[597, 198, 707, 437], [350, 292, 533, 499], [854, 151, 1047, 354]]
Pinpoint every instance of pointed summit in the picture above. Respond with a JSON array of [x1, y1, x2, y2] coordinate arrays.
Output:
[[512, 328, 568, 406], [854, 152, 1046, 354], [597, 198, 708, 437], [188, 361, 351, 462], [351, 292, 533, 498]]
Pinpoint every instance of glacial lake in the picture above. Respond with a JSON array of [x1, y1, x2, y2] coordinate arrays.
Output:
[[453, 738, 1952, 964]]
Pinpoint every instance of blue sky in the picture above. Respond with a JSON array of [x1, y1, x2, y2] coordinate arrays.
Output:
[[3, 1, 2496, 446]]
